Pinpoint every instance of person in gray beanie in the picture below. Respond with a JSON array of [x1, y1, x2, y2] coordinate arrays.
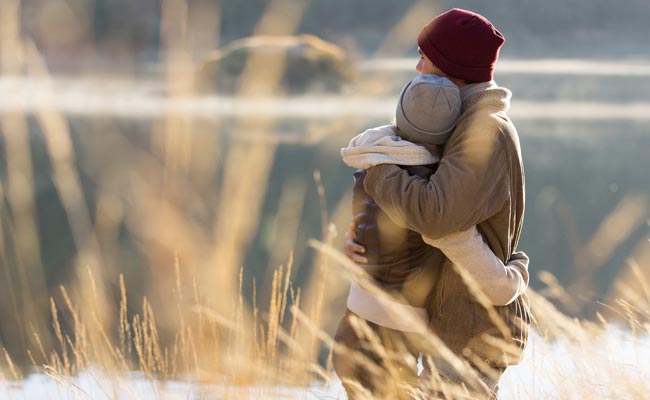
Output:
[[333, 74, 529, 399]]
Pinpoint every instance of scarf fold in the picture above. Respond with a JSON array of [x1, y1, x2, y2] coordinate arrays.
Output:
[[340, 124, 439, 169]]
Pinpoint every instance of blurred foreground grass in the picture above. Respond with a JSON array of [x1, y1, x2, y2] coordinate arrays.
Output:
[[1, 0, 650, 399], [0, 251, 648, 399]]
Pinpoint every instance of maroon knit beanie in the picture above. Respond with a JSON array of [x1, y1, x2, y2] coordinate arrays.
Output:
[[417, 8, 504, 82]]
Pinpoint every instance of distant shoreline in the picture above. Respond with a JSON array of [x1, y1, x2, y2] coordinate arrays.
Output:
[[1, 84, 649, 121], [361, 58, 650, 76], [2, 57, 650, 120]]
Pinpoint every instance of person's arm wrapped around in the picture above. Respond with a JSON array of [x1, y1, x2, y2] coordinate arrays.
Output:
[[423, 227, 529, 306], [363, 120, 509, 240]]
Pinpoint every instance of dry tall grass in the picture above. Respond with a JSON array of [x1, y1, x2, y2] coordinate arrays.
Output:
[[0, 0, 649, 399]]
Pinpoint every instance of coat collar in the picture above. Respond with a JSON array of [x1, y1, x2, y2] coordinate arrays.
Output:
[[460, 80, 511, 113]]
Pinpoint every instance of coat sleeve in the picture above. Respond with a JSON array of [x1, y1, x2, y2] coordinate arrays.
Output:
[[423, 228, 529, 306], [363, 121, 509, 240]]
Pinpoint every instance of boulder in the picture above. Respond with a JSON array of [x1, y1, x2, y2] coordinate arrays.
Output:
[[196, 34, 356, 95]]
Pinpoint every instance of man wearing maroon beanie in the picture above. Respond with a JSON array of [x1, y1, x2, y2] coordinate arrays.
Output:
[[416, 8, 505, 83], [345, 8, 530, 399]]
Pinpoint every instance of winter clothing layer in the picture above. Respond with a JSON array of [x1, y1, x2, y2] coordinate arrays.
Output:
[[395, 74, 461, 144], [340, 125, 439, 169], [363, 82, 530, 366], [341, 126, 528, 331], [417, 8, 504, 82]]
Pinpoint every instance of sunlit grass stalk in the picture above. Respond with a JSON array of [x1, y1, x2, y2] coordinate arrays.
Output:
[[2, 348, 22, 381]]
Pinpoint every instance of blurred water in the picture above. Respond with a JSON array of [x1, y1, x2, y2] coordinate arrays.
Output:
[[362, 58, 650, 76], [2, 59, 650, 120]]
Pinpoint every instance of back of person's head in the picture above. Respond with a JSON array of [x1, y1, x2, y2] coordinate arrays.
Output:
[[395, 74, 461, 145], [418, 8, 504, 83]]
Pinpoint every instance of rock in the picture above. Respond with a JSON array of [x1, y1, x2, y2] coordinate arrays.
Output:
[[196, 34, 356, 95]]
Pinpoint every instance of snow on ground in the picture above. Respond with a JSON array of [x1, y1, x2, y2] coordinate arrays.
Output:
[[2, 326, 650, 399]]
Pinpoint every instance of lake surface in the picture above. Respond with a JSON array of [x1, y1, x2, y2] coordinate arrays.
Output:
[[2, 57, 650, 120]]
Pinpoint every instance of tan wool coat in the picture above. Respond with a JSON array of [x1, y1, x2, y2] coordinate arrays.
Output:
[[363, 85, 530, 366]]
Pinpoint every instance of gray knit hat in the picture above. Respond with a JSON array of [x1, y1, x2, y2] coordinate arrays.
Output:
[[395, 74, 461, 145]]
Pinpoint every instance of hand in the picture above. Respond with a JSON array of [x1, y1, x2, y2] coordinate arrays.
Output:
[[345, 222, 368, 264]]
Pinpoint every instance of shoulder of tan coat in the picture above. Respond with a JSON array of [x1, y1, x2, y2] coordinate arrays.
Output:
[[440, 110, 512, 177], [448, 107, 511, 147]]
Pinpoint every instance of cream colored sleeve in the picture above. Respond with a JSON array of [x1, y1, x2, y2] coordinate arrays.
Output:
[[423, 227, 529, 306]]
